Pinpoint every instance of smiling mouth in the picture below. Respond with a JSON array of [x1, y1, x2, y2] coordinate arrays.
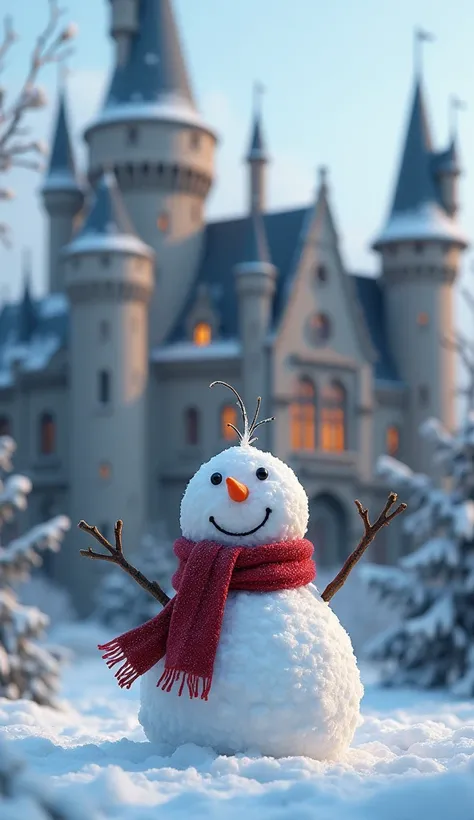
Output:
[[209, 507, 272, 537]]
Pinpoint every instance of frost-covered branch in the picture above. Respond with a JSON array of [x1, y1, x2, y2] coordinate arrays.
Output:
[[0, 1, 77, 243]]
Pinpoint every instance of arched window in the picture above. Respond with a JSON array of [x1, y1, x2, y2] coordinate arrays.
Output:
[[193, 322, 212, 347], [290, 377, 316, 450], [185, 407, 200, 445], [221, 405, 238, 441], [0, 415, 11, 436], [98, 370, 111, 404], [39, 412, 56, 455], [320, 381, 346, 452], [386, 425, 400, 456]]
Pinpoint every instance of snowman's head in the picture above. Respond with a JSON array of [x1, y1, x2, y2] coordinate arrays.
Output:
[[179, 382, 309, 546]]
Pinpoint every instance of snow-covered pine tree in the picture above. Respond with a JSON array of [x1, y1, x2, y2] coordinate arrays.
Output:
[[361, 412, 474, 694], [94, 524, 176, 632], [0, 736, 101, 819], [0, 435, 70, 707]]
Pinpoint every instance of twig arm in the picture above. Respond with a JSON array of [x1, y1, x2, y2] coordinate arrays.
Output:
[[78, 519, 171, 608], [321, 492, 407, 604]]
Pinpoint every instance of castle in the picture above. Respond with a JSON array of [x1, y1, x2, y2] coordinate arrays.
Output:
[[0, 0, 467, 614]]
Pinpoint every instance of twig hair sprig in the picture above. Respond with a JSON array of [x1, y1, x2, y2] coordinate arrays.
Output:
[[210, 381, 274, 446]]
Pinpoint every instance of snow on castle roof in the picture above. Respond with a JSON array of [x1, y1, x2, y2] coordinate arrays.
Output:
[[373, 80, 467, 249], [63, 172, 153, 258], [87, 0, 216, 137]]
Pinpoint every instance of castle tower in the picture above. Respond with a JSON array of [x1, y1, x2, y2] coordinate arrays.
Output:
[[234, 95, 277, 447], [84, 0, 217, 345], [372, 76, 468, 473], [246, 83, 268, 212], [62, 171, 154, 614], [41, 87, 84, 293]]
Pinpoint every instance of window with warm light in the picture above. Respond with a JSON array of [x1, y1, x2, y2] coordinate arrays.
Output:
[[320, 381, 346, 452], [386, 425, 400, 456], [39, 412, 56, 456], [193, 321, 212, 346], [307, 312, 331, 346], [157, 211, 170, 232], [185, 407, 200, 445], [221, 405, 238, 441], [290, 378, 316, 450], [99, 462, 112, 480]]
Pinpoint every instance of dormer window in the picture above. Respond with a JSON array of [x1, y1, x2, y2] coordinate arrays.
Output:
[[193, 322, 212, 347]]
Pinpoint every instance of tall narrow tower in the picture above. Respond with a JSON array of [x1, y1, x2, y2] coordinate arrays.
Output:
[[85, 0, 217, 345], [246, 83, 269, 212], [62, 172, 154, 615], [41, 87, 84, 293], [235, 93, 277, 446], [372, 76, 468, 473]]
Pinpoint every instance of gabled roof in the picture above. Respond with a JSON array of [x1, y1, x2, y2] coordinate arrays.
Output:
[[0, 294, 69, 387], [166, 207, 401, 383], [168, 207, 308, 342], [42, 89, 81, 194], [352, 274, 401, 383], [373, 80, 467, 248], [63, 172, 153, 257], [18, 261, 37, 345], [240, 209, 272, 265]]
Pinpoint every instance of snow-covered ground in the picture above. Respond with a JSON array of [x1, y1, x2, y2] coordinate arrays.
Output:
[[1, 621, 474, 819]]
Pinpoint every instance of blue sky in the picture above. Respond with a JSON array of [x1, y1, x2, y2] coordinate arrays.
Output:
[[1, 0, 474, 307]]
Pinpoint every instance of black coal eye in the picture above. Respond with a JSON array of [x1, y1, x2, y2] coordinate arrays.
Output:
[[256, 467, 268, 481], [210, 472, 223, 485]]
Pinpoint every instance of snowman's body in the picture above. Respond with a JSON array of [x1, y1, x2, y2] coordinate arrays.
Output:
[[139, 438, 364, 759], [139, 584, 362, 759]]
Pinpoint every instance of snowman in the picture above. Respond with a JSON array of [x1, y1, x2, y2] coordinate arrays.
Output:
[[80, 381, 406, 760]]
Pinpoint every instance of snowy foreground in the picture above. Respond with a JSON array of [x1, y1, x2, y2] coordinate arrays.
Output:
[[1, 623, 474, 820]]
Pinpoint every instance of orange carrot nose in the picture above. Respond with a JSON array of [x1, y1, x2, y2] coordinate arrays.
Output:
[[226, 476, 250, 503]]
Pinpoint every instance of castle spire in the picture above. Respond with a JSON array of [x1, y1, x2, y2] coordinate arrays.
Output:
[[246, 82, 268, 213], [18, 248, 37, 344], [42, 84, 80, 191], [372, 70, 467, 249], [105, 0, 195, 112]]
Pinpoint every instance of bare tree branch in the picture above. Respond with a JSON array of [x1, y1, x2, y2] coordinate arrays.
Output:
[[321, 492, 407, 603], [79, 519, 171, 608], [0, 1, 77, 242]]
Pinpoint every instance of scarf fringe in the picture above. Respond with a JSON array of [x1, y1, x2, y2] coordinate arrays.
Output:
[[157, 667, 212, 701], [98, 640, 140, 690]]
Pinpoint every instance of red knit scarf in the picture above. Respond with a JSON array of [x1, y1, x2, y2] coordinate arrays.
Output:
[[98, 536, 315, 700]]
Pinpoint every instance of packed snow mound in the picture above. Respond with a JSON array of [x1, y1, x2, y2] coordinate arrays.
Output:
[[2, 635, 474, 820], [139, 585, 363, 759], [180, 445, 309, 546]]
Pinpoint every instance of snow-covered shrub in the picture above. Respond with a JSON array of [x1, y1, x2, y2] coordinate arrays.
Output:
[[20, 573, 75, 627], [0, 736, 101, 819], [361, 412, 474, 694], [94, 524, 176, 631], [0, 435, 70, 707]]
